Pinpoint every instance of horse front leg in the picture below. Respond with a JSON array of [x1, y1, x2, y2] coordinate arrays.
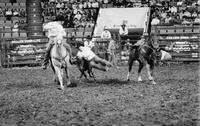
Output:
[[54, 66, 64, 90], [127, 58, 134, 81], [146, 61, 156, 84], [138, 61, 144, 82]]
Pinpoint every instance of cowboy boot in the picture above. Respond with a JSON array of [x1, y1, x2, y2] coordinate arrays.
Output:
[[41, 44, 53, 70]]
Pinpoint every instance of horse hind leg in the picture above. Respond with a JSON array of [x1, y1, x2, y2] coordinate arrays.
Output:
[[64, 65, 71, 86], [79, 69, 88, 80]]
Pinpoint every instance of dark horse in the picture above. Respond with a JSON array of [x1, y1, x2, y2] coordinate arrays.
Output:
[[70, 45, 95, 80], [126, 37, 160, 84]]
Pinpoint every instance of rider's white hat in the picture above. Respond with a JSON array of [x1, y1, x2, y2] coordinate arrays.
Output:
[[43, 22, 66, 38]]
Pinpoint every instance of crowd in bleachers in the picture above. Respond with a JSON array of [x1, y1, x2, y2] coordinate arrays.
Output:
[[0, 0, 200, 39], [0, 0, 27, 38], [41, 0, 99, 28], [150, 0, 200, 26], [41, 0, 200, 30]]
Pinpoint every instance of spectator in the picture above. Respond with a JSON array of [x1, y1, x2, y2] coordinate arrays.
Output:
[[164, 14, 172, 25], [12, 22, 19, 32], [19, 9, 26, 17], [73, 18, 80, 28], [74, 11, 82, 21], [101, 26, 111, 39], [194, 14, 200, 24], [119, 21, 128, 36], [92, 0, 99, 8], [183, 9, 191, 18], [5, 8, 13, 20], [84, 35, 95, 49], [0, 7, 4, 17], [170, 5, 178, 13], [107, 39, 118, 68], [13, 9, 19, 17], [151, 16, 160, 25], [119, 21, 128, 49], [182, 17, 191, 25], [55, 12, 65, 21]]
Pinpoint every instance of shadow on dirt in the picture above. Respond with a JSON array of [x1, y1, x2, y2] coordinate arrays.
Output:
[[85, 78, 131, 85]]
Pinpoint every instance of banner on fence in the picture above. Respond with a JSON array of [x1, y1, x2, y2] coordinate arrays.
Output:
[[1, 38, 48, 67]]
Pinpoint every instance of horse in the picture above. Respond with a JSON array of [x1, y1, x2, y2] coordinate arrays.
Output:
[[50, 39, 71, 90], [126, 37, 160, 84], [71, 45, 95, 80]]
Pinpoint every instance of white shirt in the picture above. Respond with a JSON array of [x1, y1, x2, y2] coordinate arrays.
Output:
[[101, 30, 111, 39], [84, 40, 94, 48], [119, 26, 128, 35], [77, 46, 96, 61], [170, 6, 177, 13], [151, 18, 160, 25]]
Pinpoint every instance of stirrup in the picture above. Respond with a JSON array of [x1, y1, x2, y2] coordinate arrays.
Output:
[[41, 65, 47, 70]]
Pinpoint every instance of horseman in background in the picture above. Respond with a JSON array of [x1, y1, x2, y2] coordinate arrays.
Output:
[[41, 22, 73, 70]]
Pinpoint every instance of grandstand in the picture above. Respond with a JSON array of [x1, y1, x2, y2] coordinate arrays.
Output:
[[0, 0, 199, 67]]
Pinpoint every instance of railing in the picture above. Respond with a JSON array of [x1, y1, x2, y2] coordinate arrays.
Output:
[[151, 25, 200, 62]]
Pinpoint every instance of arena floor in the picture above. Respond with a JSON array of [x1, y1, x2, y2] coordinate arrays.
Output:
[[0, 63, 199, 126]]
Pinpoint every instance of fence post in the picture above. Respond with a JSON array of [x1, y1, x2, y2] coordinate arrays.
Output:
[[0, 42, 2, 68]]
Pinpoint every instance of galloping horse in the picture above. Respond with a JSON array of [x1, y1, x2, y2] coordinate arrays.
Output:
[[126, 37, 159, 84], [50, 38, 71, 90]]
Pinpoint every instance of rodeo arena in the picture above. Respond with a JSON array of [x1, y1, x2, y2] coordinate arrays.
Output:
[[0, 0, 200, 125]]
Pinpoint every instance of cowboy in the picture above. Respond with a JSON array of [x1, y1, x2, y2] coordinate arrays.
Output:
[[107, 39, 118, 68], [134, 32, 149, 46], [41, 22, 73, 70], [101, 26, 111, 39], [76, 46, 112, 71]]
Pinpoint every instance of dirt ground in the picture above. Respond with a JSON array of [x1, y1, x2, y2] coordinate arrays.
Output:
[[0, 63, 199, 126]]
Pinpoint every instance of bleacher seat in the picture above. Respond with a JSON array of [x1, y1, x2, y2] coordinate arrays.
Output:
[[107, 4, 113, 8], [19, 32, 27, 38], [4, 21, 13, 27], [4, 27, 12, 32], [11, 16, 19, 21], [17, 0, 26, 3], [12, 19, 19, 24], [65, 28, 75, 34], [3, 33, 11, 38], [0, 17, 6, 21], [12, 32, 19, 38], [6, 3, 12, 8], [84, 32, 92, 37], [75, 31, 84, 41], [84, 27, 93, 32], [19, 3, 26, 9], [12, 3, 20, 9], [0, 20, 4, 25], [0, 3, 5, 8]]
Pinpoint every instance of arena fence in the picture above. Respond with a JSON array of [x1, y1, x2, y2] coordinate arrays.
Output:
[[151, 25, 200, 62], [0, 25, 200, 68], [0, 37, 115, 68]]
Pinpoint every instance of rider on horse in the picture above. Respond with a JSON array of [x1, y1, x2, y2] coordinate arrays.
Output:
[[42, 22, 73, 70]]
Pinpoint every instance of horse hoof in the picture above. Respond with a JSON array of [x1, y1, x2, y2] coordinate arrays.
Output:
[[148, 77, 154, 81], [151, 81, 157, 85], [58, 87, 64, 90]]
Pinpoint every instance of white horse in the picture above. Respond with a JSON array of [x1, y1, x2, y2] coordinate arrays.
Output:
[[50, 38, 71, 90]]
